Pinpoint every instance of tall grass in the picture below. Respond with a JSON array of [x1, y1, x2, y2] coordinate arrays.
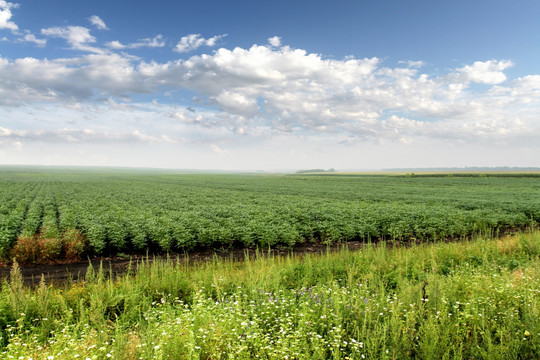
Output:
[[0, 232, 538, 359]]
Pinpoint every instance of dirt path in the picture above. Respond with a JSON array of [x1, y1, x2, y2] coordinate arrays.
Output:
[[0, 242, 366, 286]]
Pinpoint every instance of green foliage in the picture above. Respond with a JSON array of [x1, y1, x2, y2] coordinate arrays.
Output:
[[0, 232, 538, 359], [0, 170, 538, 259]]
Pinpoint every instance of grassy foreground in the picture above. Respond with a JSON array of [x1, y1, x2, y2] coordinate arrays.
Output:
[[0, 232, 538, 359]]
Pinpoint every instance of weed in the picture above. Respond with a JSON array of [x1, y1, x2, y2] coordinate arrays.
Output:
[[0, 232, 538, 359]]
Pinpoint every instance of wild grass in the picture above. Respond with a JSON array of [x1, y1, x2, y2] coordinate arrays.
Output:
[[0, 231, 538, 359]]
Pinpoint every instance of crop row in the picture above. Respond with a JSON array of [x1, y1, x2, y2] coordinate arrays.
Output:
[[0, 171, 538, 260]]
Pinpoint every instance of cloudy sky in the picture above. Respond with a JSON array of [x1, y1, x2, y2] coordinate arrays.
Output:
[[1, 0, 539, 170]]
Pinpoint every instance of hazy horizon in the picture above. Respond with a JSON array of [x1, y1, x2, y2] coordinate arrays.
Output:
[[1, 164, 539, 174]]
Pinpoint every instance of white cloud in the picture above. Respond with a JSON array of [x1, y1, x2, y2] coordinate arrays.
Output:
[[0, 126, 167, 144], [457, 59, 513, 85], [268, 36, 281, 47], [0, 0, 18, 31], [0, 38, 539, 149], [507, 75, 540, 97], [0, 53, 147, 104], [214, 90, 258, 116], [89, 15, 107, 30], [398, 60, 425, 68], [106, 40, 125, 50], [0, 3, 46, 47], [210, 144, 229, 155], [174, 33, 226, 53], [20, 31, 46, 47], [106, 35, 165, 50], [41, 25, 103, 53]]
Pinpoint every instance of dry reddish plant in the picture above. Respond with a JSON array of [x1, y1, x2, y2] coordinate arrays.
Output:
[[62, 229, 87, 261], [9, 229, 87, 264], [10, 236, 39, 264]]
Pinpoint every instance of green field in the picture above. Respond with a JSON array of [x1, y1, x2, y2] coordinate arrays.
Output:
[[0, 168, 539, 263]]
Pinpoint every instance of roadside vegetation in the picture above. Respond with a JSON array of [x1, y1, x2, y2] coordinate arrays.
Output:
[[0, 231, 538, 359]]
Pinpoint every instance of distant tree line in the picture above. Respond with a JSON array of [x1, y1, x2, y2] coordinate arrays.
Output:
[[296, 168, 336, 174]]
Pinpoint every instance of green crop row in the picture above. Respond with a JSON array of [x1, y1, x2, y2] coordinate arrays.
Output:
[[0, 169, 538, 260]]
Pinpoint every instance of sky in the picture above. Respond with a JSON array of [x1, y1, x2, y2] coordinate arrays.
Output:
[[0, 0, 539, 170]]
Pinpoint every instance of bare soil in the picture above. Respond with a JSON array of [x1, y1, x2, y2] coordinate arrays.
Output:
[[3, 225, 532, 286], [0, 241, 366, 286]]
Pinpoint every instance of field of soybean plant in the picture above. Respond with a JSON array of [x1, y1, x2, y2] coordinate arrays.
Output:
[[0, 167, 539, 264]]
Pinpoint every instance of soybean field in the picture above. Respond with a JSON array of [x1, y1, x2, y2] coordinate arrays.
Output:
[[0, 168, 539, 263]]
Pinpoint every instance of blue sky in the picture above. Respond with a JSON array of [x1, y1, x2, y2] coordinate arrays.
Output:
[[0, 0, 539, 170]]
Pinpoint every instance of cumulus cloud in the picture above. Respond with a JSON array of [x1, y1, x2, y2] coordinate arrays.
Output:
[[41, 25, 103, 53], [0, 38, 539, 146], [0, 3, 46, 47], [106, 34, 165, 49], [456, 59, 513, 85], [170, 111, 202, 124], [214, 90, 258, 116], [268, 36, 281, 47], [0, 0, 18, 31], [89, 15, 108, 30], [174, 33, 226, 53], [0, 53, 147, 104]]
